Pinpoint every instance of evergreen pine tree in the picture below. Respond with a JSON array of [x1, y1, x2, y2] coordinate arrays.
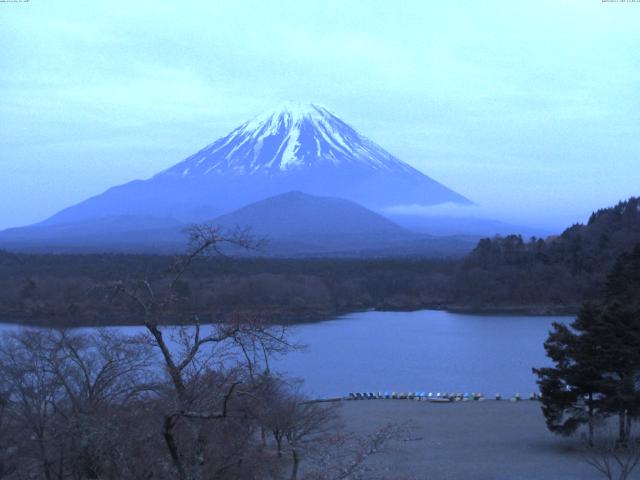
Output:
[[534, 305, 604, 444], [535, 244, 640, 444]]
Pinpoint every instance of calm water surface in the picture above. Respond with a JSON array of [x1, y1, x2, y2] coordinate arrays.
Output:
[[278, 310, 567, 397], [0, 310, 569, 398]]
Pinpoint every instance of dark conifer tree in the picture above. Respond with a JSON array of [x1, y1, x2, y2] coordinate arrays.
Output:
[[534, 305, 604, 444], [589, 304, 640, 443], [535, 244, 640, 444], [605, 244, 640, 309]]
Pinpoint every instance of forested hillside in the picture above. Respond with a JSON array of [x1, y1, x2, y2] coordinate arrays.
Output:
[[0, 197, 638, 325], [451, 197, 640, 311], [0, 254, 455, 325]]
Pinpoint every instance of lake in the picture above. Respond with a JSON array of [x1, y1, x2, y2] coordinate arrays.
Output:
[[0, 310, 569, 399], [278, 310, 567, 398]]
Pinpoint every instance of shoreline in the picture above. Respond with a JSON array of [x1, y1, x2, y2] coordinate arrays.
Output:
[[0, 304, 577, 328]]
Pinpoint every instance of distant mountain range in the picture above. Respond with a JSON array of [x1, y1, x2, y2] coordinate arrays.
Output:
[[386, 214, 551, 238], [0, 215, 186, 253], [0, 191, 477, 256], [213, 191, 476, 257]]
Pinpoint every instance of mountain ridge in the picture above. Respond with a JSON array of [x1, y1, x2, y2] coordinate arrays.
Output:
[[214, 190, 407, 238], [0, 191, 477, 257], [41, 102, 472, 226]]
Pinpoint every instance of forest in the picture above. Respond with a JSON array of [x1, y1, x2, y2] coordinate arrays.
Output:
[[0, 197, 638, 326], [452, 197, 640, 312]]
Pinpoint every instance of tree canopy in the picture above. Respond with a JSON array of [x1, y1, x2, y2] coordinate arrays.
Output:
[[534, 244, 640, 444]]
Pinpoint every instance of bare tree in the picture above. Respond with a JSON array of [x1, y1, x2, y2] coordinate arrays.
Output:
[[302, 424, 407, 480], [255, 376, 338, 479], [285, 399, 338, 480], [110, 224, 291, 480], [582, 434, 640, 480], [0, 223, 403, 480], [0, 330, 62, 480], [0, 358, 17, 479], [45, 329, 157, 479], [0, 328, 159, 480]]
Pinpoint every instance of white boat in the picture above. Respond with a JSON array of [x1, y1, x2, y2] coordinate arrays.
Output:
[[428, 397, 452, 403]]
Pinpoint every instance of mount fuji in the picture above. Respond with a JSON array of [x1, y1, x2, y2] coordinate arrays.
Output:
[[41, 102, 472, 225]]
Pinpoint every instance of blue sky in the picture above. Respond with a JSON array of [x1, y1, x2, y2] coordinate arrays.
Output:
[[1, 0, 639, 231]]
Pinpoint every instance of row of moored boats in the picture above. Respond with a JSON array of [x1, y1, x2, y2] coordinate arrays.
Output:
[[347, 392, 542, 402]]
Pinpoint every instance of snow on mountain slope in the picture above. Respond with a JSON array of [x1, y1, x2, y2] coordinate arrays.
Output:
[[37, 102, 472, 226], [158, 102, 416, 177]]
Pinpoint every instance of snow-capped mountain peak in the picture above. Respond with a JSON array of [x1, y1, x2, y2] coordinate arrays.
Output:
[[37, 102, 471, 228], [158, 102, 415, 178], [241, 101, 332, 132]]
